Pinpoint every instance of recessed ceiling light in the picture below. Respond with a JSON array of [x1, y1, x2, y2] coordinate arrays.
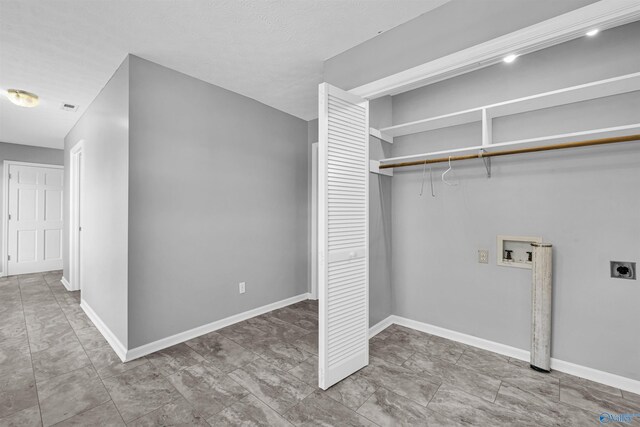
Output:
[[586, 28, 599, 37], [503, 54, 518, 64], [6, 89, 39, 108]]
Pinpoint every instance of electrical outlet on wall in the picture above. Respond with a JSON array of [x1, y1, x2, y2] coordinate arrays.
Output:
[[239, 282, 246, 294], [478, 249, 489, 264], [610, 262, 636, 280]]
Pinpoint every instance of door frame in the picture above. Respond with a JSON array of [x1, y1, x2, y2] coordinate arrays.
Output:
[[69, 140, 84, 291], [1, 160, 64, 277]]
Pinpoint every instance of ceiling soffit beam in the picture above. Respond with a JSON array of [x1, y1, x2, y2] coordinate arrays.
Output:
[[350, 0, 640, 99]]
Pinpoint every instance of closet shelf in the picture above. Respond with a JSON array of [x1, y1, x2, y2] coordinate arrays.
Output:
[[380, 110, 481, 139], [379, 124, 640, 165], [378, 133, 640, 170], [379, 72, 640, 138]]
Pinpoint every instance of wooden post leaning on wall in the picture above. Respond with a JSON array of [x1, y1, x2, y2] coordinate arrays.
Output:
[[530, 243, 553, 373]]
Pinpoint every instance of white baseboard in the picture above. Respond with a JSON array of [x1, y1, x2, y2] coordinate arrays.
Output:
[[125, 293, 311, 362], [393, 315, 530, 361], [369, 316, 394, 338], [60, 277, 72, 291], [377, 315, 640, 395], [80, 299, 128, 362], [549, 358, 640, 395]]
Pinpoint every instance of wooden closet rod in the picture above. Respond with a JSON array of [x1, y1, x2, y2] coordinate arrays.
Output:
[[379, 134, 640, 170]]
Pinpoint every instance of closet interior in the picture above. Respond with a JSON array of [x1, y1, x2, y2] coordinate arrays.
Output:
[[316, 60, 640, 388]]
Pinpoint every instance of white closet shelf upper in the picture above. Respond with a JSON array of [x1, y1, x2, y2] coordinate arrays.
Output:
[[377, 72, 640, 139]]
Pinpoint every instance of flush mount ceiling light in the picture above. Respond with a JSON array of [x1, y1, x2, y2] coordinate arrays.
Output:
[[503, 54, 518, 64], [586, 28, 599, 36], [6, 89, 40, 108]]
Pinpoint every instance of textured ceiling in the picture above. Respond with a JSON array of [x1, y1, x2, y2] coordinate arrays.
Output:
[[0, 0, 449, 149]]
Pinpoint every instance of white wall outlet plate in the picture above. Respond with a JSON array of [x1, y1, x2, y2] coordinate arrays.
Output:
[[239, 282, 246, 294], [478, 249, 489, 264]]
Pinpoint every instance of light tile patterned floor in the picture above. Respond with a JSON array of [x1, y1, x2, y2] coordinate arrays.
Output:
[[1, 271, 638, 426]]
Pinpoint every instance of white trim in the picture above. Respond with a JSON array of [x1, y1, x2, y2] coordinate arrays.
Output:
[[369, 316, 394, 338], [69, 141, 84, 292], [1, 161, 64, 277], [1, 162, 8, 277], [319, 83, 328, 390], [81, 299, 128, 362], [125, 293, 311, 362], [382, 315, 640, 394], [60, 277, 72, 291], [549, 358, 640, 396], [350, 0, 640, 99], [327, 82, 366, 105], [369, 128, 393, 144], [392, 315, 530, 360], [369, 160, 393, 177]]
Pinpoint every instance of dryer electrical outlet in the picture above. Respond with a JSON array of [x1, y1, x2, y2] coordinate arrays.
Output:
[[610, 262, 636, 280]]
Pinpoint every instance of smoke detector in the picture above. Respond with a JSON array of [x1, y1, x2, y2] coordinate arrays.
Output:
[[60, 103, 79, 112]]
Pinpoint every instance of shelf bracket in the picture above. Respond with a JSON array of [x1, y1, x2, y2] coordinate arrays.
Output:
[[370, 160, 393, 177], [369, 127, 394, 144], [480, 151, 491, 178]]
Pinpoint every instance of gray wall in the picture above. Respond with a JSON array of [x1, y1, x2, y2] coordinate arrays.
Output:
[[390, 22, 640, 380], [0, 142, 63, 276], [127, 56, 308, 347], [324, 0, 596, 90], [64, 57, 130, 346]]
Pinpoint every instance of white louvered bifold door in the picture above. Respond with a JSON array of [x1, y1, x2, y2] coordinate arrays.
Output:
[[318, 83, 369, 390]]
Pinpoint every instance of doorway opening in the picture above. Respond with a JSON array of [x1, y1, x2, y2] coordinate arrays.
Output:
[[2, 161, 64, 277]]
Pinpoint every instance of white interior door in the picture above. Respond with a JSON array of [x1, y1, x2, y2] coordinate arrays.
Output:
[[318, 83, 369, 390], [7, 163, 64, 275]]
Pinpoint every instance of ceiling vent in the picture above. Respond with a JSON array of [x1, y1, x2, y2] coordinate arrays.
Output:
[[60, 103, 79, 112]]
